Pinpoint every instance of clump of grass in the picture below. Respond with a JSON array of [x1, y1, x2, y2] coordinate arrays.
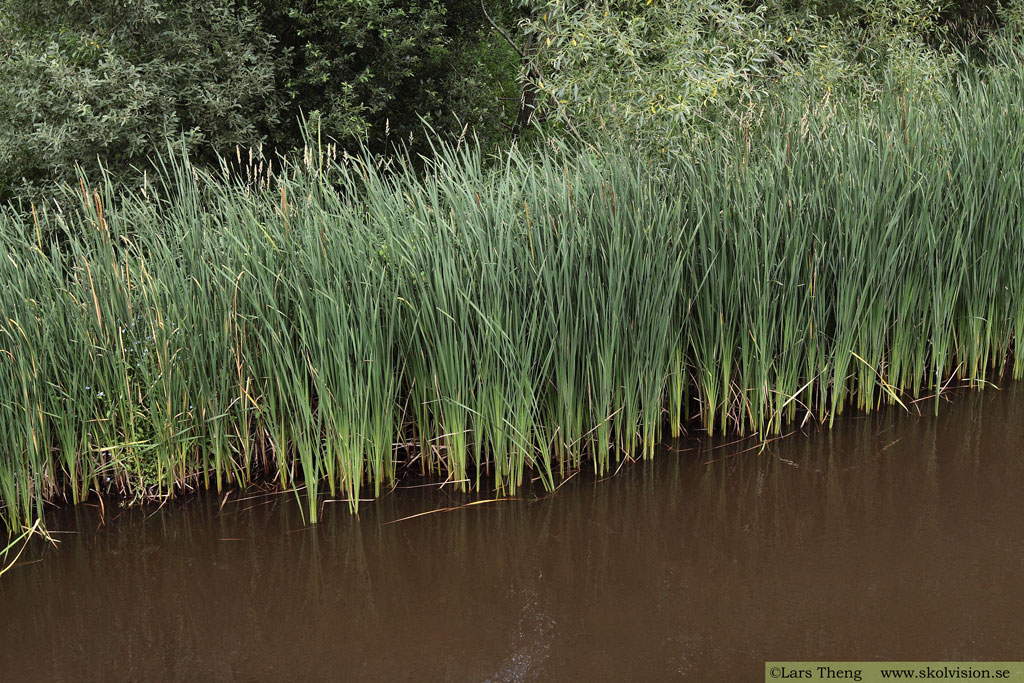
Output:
[[1, 59, 1023, 531]]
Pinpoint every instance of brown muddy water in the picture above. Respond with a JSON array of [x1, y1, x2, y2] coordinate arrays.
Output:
[[2, 385, 1024, 682]]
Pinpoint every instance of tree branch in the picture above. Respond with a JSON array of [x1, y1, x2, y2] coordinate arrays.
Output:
[[480, 0, 526, 60]]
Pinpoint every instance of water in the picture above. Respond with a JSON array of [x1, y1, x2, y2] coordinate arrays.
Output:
[[2, 385, 1023, 681]]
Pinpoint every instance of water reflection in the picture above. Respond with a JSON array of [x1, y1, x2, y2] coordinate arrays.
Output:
[[2, 386, 1023, 681]]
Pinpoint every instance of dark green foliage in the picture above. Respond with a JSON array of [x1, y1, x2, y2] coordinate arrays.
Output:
[[264, 0, 530, 150], [253, 0, 520, 152]]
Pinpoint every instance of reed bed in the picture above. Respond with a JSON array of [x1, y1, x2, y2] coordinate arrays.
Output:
[[1, 68, 1023, 531]]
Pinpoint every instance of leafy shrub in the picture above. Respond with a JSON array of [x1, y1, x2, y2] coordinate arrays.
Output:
[[0, 0, 282, 202], [527, 0, 1023, 153]]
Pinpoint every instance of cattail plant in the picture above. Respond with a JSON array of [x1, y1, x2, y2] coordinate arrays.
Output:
[[1, 60, 1023, 532]]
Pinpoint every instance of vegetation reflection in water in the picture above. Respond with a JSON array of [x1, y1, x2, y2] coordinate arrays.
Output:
[[1, 385, 1022, 679], [1, 64, 1024, 531]]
